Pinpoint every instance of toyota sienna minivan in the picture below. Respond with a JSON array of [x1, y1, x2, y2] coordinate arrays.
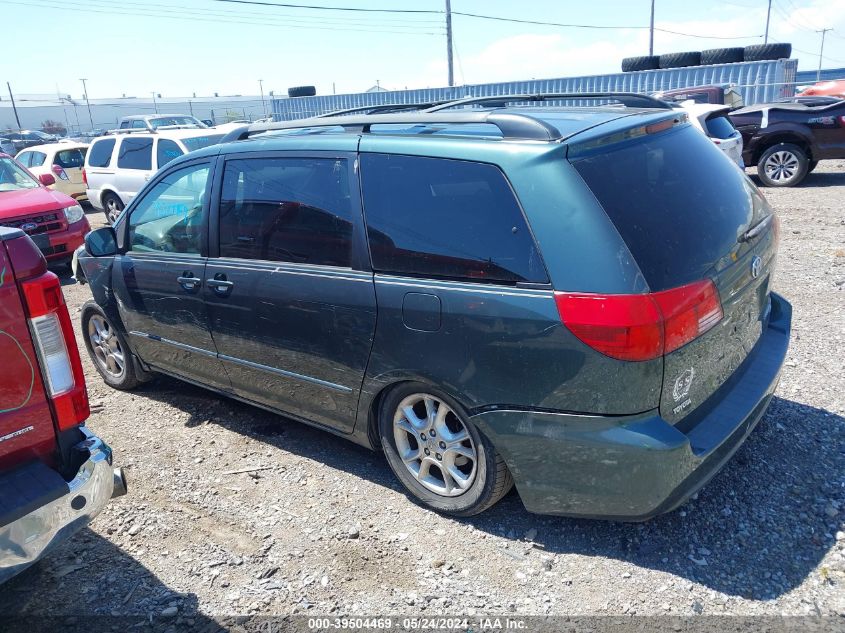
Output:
[[75, 94, 791, 519]]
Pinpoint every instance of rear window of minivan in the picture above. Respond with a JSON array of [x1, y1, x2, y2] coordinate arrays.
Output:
[[572, 125, 767, 291], [88, 138, 116, 167]]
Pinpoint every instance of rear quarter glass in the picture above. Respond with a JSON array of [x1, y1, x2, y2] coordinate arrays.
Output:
[[571, 124, 768, 292], [705, 115, 737, 139], [87, 139, 116, 168]]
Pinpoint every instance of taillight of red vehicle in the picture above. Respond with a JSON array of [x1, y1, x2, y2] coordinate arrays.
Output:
[[554, 279, 723, 362], [81, 167, 87, 185], [18, 271, 90, 431]]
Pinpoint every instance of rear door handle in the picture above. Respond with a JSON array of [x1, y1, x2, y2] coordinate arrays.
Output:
[[207, 278, 234, 295], [177, 275, 201, 291]]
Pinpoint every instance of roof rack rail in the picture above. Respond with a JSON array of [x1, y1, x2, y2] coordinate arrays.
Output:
[[220, 110, 563, 143], [426, 92, 673, 111], [316, 101, 449, 118], [105, 128, 157, 135]]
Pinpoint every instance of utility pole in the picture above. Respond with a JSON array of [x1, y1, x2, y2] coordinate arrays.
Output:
[[649, 0, 655, 56], [151, 91, 159, 113], [258, 79, 266, 117], [764, 0, 772, 44], [6, 82, 21, 130], [445, 0, 454, 86], [817, 28, 832, 81], [79, 78, 94, 130]]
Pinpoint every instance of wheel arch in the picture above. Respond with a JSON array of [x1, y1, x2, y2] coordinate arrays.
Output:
[[751, 132, 814, 165], [362, 377, 486, 452]]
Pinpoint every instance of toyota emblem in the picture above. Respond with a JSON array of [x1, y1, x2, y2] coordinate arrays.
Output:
[[750, 255, 762, 279]]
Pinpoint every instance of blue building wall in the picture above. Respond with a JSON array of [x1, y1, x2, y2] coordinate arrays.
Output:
[[272, 59, 798, 121], [796, 67, 845, 84]]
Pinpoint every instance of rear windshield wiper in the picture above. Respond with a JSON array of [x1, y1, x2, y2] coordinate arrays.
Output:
[[739, 214, 773, 243]]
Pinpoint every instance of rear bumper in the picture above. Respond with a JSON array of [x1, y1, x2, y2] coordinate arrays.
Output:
[[472, 292, 792, 520], [0, 427, 123, 584]]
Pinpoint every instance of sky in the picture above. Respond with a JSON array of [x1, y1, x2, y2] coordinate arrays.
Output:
[[3, 0, 845, 100]]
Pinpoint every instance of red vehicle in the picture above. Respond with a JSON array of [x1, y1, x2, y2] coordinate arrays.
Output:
[[0, 153, 90, 265], [799, 79, 845, 98], [0, 227, 125, 584]]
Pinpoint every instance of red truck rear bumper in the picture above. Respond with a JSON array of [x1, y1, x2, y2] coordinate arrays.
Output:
[[0, 427, 125, 584]]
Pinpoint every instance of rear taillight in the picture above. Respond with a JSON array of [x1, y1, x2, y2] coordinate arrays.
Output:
[[81, 167, 87, 185], [20, 272, 89, 430], [555, 279, 723, 362], [51, 164, 69, 181]]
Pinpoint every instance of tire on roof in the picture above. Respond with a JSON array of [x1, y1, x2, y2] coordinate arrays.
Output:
[[621, 55, 660, 72], [659, 51, 702, 69], [743, 43, 792, 62], [288, 86, 317, 98], [701, 47, 744, 65]]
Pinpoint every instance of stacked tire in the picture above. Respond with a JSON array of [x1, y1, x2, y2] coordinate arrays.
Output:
[[288, 85, 317, 97], [622, 43, 791, 72]]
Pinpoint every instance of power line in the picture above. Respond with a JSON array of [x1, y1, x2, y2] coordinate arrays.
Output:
[[212, 0, 440, 13], [7, 0, 443, 35], [209, 0, 761, 40]]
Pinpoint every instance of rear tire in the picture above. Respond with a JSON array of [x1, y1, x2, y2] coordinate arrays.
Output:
[[101, 192, 124, 224], [378, 383, 513, 516], [757, 143, 809, 187], [81, 301, 144, 390]]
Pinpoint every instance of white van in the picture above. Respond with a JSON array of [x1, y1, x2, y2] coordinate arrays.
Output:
[[84, 129, 224, 222]]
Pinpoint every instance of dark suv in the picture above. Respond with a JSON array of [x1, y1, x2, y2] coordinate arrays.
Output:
[[76, 94, 791, 519], [729, 98, 845, 186]]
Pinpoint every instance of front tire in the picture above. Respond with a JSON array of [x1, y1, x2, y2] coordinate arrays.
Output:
[[379, 383, 513, 516], [81, 301, 143, 390], [757, 143, 809, 187]]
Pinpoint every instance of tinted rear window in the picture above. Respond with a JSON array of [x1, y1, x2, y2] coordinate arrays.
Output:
[[361, 154, 547, 284], [117, 138, 153, 170], [705, 114, 736, 139], [88, 139, 115, 167], [573, 125, 764, 291]]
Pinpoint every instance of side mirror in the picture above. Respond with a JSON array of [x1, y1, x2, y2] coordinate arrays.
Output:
[[85, 226, 118, 257], [38, 173, 56, 187]]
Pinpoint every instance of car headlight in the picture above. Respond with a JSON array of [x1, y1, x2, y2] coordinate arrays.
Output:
[[64, 204, 84, 224]]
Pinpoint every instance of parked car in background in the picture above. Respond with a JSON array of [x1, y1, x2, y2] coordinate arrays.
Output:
[[797, 79, 845, 99], [0, 226, 125, 584], [77, 96, 790, 520], [0, 153, 89, 265], [15, 143, 89, 202], [778, 95, 843, 107], [654, 83, 744, 109], [676, 101, 744, 167], [4, 130, 58, 153], [0, 138, 15, 155], [118, 114, 207, 131], [84, 129, 225, 222], [730, 99, 845, 186]]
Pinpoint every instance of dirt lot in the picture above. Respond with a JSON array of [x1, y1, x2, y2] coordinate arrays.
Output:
[[2, 163, 844, 624]]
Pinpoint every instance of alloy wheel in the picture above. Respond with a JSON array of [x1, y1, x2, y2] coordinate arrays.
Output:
[[105, 197, 122, 223], [392, 393, 477, 497], [763, 150, 800, 183], [88, 315, 125, 378]]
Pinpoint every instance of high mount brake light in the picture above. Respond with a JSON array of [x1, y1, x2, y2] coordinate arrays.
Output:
[[20, 271, 90, 430], [555, 279, 723, 362]]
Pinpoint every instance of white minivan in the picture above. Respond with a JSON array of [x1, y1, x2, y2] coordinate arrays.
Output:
[[84, 129, 224, 222]]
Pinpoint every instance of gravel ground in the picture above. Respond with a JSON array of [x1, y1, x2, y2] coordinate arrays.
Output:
[[2, 163, 844, 624]]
